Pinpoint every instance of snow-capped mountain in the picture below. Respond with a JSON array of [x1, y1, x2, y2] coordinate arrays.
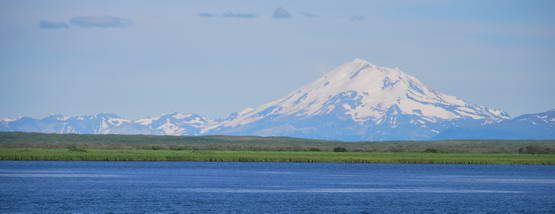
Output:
[[1, 58, 552, 140], [511, 109, 555, 127], [434, 109, 555, 140], [0, 113, 133, 134], [0, 112, 212, 136], [204, 58, 510, 140], [135, 112, 213, 136], [503, 109, 555, 139]]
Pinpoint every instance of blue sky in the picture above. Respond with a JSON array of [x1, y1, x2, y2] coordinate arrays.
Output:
[[1, 0, 554, 119]]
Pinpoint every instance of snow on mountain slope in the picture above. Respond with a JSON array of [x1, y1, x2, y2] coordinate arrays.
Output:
[[7, 58, 552, 141], [512, 109, 555, 126], [0, 113, 136, 134], [433, 109, 555, 140], [495, 109, 555, 139], [205, 58, 509, 140], [0, 112, 213, 136], [135, 112, 213, 136]]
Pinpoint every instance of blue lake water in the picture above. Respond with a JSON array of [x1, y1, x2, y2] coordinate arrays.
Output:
[[1, 161, 554, 213]]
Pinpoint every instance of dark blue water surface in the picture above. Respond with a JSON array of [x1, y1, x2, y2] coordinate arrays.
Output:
[[1, 161, 554, 213]]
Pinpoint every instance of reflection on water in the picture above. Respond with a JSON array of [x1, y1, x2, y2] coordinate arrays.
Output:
[[178, 187, 522, 194], [0, 161, 554, 213], [255, 171, 297, 175], [0, 173, 120, 178], [407, 175, 555, 184], [468, 178, 555, 184]]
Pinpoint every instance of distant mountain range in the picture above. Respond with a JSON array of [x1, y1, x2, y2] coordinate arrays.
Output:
[[1, 59, 553, 141]]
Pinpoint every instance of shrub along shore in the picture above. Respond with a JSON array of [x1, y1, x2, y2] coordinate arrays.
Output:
[[1, 132, 554, 164], [1, 148, 554, 165]]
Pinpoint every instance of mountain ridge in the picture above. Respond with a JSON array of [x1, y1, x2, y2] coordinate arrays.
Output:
[[202, 59, 513, 140], [1, 59, 552, 140]]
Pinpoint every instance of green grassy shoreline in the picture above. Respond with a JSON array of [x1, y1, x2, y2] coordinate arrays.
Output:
[[2, 132, 555, 165], [2, 148, 555, 165], [2, 132, 555, 153]]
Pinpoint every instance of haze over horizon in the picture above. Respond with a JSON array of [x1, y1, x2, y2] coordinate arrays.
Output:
[[1, 0, 554, 120]]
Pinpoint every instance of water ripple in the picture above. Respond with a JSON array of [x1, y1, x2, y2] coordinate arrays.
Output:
[[176, 188, 521, 194], [0, 173, 120, 178]]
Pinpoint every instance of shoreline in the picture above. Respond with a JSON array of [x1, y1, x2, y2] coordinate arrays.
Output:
[[2, 148, 554, 165]]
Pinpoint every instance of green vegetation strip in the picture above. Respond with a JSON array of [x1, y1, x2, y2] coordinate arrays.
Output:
[[2, 132, 555, 154], [1, 148, 555, 165]]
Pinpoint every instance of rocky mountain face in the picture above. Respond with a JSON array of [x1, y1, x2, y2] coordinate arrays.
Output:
[[1, 59, 552, 140]]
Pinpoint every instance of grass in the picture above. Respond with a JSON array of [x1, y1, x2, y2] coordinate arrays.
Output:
[[1, 132, 555, 154], [1, 148, 555, 165], [1, 132, 554, 164]]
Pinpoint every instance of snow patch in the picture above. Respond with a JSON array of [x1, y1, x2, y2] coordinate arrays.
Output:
[[108, 118, 129, 126], [158, 119, 185, 135], [136, 118, 156, 126], [398, 99, 457, 120], [456, 110, 484, 119], [0, 118, 17, 122], [50, 115, 70, 121], [239, 107, 255, 115], [172, 113, 193, 120]]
